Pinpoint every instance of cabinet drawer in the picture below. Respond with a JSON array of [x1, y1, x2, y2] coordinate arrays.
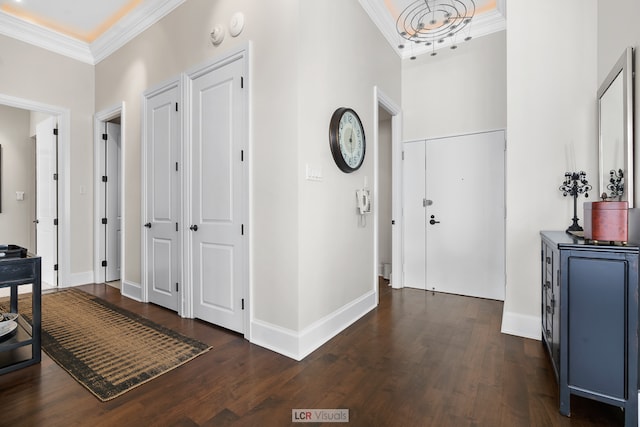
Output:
[[0, 261, 37, 284]]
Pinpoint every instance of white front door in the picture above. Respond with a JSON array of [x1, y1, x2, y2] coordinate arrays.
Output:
[[403, 130, 506, 300], [189, 56, 245, 333], [105, 122, 121, 282], [35, 117, 58, 287], [402, 141, 426, 289], [145, 85, 180, 312]]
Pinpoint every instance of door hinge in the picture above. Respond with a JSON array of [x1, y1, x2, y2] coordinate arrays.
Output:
[[241, 224, 244, 235], [175, 222, 178, 232], [102, 133, 108, 141], [53, 128, 58, 136], [241, 76, 244, 89], [241, 298, 245, 310], [102, 218, 107, 225], [54, 264, 58, 271], [102, 176, 108, 182], [175, 102, 179, 112], [402, 151, 405, 160], [53, 173, 58, 181], [53, 218, 58, 226], [176, 162, 179, 172], [241, 150, 244, 161], [175, 283, 179, 292], [102, 260, 107, 267]]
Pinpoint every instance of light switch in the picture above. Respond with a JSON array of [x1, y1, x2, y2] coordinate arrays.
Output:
[[16, 191, 24, 201], [305, 164, 323, 182]]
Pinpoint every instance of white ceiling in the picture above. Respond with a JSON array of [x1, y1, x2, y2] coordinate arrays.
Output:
[[0, 0, 506, 65], [0, 0, 185, 64]]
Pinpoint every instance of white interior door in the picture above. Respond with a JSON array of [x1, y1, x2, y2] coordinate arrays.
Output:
[[145, 85, 180, 311], [402, 131, 505, 300], [35, 117, 58, 287], [403, 141, 426, 289], [105, 122, 121, 282], [190, 57, 245, 333]]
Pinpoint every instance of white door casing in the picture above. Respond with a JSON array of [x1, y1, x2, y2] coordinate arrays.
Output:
[[144, 83, 181, 312], [186, 53, 246, 334], [35, 117, 58, 287], [105, 122, 121, 282], [403, 130, 506, 300]]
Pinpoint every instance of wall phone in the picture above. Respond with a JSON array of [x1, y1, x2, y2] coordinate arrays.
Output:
[[356, 189, 371, 214]]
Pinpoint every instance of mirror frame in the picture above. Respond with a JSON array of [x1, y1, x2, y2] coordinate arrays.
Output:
[[597, 47, 634, 207]]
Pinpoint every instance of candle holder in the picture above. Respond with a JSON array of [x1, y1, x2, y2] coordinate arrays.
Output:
[[559, 171, 592, 233]]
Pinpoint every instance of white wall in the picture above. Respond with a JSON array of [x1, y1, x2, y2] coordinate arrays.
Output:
[[297, 0, 401, 331], [502, 0, 598, 338], [0, 35, 95, 282], [0, 105, 34, 251], [402, 30, 507, 141]]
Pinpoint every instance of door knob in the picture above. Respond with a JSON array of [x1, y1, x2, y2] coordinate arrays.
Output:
[[190, 225, 198, 231], [33, 219, 39, 224], [429, 215, 440, 225], [144, 222, 152, 228]]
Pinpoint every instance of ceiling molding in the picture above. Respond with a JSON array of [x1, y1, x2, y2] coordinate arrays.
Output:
[[0, 11, 94, 64], [359, 0, 506, 60], [0, 0, 186, 65], [91, 0, 186, 64]]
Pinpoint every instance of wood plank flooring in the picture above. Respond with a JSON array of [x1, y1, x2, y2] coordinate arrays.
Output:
[[0, 281, 626, 426]]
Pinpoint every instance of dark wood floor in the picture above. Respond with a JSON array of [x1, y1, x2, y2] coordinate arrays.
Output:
[[0, 280, 626, 426]]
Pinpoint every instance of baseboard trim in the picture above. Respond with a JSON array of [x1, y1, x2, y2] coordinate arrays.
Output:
[[250, 290, 378, 361], [121, 280, 142, 302], [501, 310, 541, 340], [64, 271, 94, 288]]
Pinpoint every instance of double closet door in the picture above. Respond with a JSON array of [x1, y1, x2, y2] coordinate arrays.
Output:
[[403, 130, 505, 300], [144, 52, 247, 334]]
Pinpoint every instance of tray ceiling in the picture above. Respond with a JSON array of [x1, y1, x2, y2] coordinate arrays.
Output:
[[359, 0, 506, 59], [0, 0, 185, 64]]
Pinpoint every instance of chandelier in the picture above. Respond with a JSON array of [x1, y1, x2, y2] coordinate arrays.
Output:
[[396, 0, 476, 58]]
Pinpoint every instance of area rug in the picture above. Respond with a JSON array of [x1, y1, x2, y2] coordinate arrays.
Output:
[[0, 288, 211, 401]]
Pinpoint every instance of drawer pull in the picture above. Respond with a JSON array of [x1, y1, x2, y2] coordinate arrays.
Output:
[[546, 256, 551, 264], [546, 305, 552, 314]]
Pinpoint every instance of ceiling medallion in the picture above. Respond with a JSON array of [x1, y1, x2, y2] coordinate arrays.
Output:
[[396, 0, 475, 59]]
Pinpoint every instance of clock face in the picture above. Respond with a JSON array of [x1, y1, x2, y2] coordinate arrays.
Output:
[[329, 108, 366, 173]]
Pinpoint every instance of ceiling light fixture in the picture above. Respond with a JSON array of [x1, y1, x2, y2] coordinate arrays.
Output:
[[397, 0, 475, 59]]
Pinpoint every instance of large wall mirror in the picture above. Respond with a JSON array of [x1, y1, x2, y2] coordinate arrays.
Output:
[[598, 47, 634, 207]]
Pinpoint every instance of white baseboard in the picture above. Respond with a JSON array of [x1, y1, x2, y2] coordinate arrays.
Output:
[[250, 290, 378, 361], [501, 310, 541, 340], [121, 280, 142, 302], [64, 271, 94, 287]]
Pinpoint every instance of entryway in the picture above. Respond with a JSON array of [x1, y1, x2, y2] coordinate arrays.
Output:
[[403, 130, 506, 300]]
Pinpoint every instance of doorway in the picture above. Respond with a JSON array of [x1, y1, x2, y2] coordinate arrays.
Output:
[[0, 94, 70, 289], [403, 130, 506, 300], [374, 87, 402, 294], [94, 104, 125, 289]]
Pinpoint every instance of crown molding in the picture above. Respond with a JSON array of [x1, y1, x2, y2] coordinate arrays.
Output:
[[91, 0, 186, 64], [0, 11, 94, 64], [0, 0, 186, 65], [359, 0, 506, 60]]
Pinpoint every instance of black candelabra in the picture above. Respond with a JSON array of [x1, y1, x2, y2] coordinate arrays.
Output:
[[559, 171, 592, 233]]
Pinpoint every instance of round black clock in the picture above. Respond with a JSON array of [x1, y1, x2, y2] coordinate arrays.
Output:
[[329, 107, 366, 173]]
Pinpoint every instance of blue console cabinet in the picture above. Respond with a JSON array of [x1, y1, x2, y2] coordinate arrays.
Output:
[[541, 231, 639, 427]]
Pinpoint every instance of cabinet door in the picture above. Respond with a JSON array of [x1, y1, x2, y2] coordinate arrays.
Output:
[[567, 254, 626, 399]]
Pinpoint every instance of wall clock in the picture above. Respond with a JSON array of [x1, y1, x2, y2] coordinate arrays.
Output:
[[329, 107, 366, 173]]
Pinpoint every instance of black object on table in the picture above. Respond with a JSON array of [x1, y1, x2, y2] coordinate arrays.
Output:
[[0, 245, 41, 374]]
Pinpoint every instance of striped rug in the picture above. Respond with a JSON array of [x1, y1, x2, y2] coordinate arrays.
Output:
[[3, 288, 211, 401]]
